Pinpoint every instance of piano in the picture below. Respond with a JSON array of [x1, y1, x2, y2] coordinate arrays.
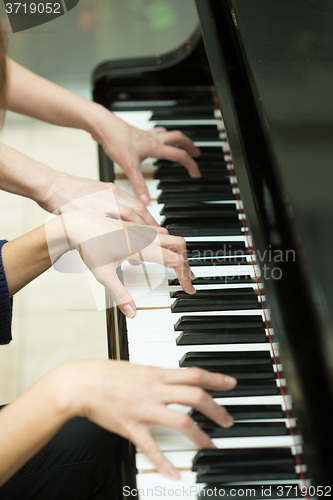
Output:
[[92, 0, 333, 497]]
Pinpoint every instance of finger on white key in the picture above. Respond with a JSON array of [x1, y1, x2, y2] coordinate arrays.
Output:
[[130, 426, 180, 479]]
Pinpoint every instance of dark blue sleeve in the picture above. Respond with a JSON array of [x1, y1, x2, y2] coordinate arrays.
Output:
[[0, 240, 12, 345]]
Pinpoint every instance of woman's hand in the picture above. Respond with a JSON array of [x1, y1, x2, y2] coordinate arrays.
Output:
[[39, 172, 158, 225], [48, 210, 195, 317], [92, 109, 201, 205], [60, 360, 237, 480]]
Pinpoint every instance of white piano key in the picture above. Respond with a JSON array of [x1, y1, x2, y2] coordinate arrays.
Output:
[[128, 341, 278, 364], [128, 282, 260, 295], [141, 433, 302, 452], [147, 202, 164, 225], [136, 450, 196, 471], [167, 395, 293, 417], [151, 118, 220, 126], [136, 446, 303, 471], [114, 110, 153, 129], [122, 262, 258, 279], [184, 234, 252, 244], [122, 262, 174, 284], [150, 419, 298, 438], [194, 140, 226, 148], [213, 394, 293, 410], [128, 329, 177, 343], [116, 178, 162, 199], [129, 351, 279, 369], [127, 326, 274, 343], [136, 471, 198, 500], [128, 289, 265, 309]]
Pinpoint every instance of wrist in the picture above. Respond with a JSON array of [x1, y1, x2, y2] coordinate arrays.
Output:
[[45, 210, 79, 264], [84, 102, 117, 145], [42, 362, 83, 422], [49, 360, 100, 421], [28, 161, 59, 209]]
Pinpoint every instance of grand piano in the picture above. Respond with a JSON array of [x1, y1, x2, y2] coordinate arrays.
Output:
[[92, 0, 333, 497]]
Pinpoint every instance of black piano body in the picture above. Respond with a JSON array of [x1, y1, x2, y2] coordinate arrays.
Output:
[[92, 0, 333, 492]]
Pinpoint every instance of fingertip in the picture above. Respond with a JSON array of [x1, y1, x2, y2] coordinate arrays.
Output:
[[223, 413, 235, 428], [192, 147, 201, 158], [121, 304, 136, 318], [191, 170, 202, 178], [139, 194, 150, 206], [206, 440, 217, 449], [224, 374, 237, 388], [165, 466, 181, 480]]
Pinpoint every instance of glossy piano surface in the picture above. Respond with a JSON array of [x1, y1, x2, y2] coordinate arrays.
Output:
[[196, 0, 333, 485], [93, 0, 333, 493]]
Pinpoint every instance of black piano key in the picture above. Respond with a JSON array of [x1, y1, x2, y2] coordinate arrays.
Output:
[[155, 161, 227, 173], [155, 158, 228, 168], [204, 369, 276, 380], [162, 210, 239, 222], [185, 240, 248, 258], [195, 147, 228, 160], [157, 179, 231, 190], [154, 166, 228, 179], [179, 353, 276, 379], [172, 291, 259, 312], [160, 124, 219, 133], [162, 214, 240, 226], [208, 379, 281, 397], [172, 298, 259, 313], [193, 447, 295, 468], [172, 288, 256, 299], [160, 203, 238, 217], [155, 160, 227, 170], [174, 314, 265, 331], [167, 224, 242, 237], [187, 257, 247, 265], [198, 484, 306, 499], [160, 125, 221, 141], [169, 275, 254, 286], [190, 405, 285, 422], [161, 214, 240, 226], [197, 468, 298, 485], [201, 422, 289, 438], [154, 147, 227, 164], [180, 351, 272, 364], [179, 351, 272, 368], [152, 104, 215, 120], [158, 190, 234, 203], [176, 329, 266, 345]]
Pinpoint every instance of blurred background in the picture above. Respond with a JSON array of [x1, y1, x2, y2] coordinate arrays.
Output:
[[1, 0, 198, 94], [0, 0, 199, 403]]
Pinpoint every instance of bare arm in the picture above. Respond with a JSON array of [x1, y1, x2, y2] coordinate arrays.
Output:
[[6, 57, 201, 204], [0, 360, 236, 486], [2, 210, 195, 314], [0, 141, 157, 225]]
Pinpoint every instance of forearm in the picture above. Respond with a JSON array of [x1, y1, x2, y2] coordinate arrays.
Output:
[[0, 365, 74, 486], [1, 216, 67, 296], [0, 141, 58, 206], [6, 57, 108, 138]]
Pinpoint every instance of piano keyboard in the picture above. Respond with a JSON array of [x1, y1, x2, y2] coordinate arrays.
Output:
[[108, 89, 312, 499]]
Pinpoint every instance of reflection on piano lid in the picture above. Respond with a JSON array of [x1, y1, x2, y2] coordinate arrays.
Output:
[[92, 0, 333, 495]]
